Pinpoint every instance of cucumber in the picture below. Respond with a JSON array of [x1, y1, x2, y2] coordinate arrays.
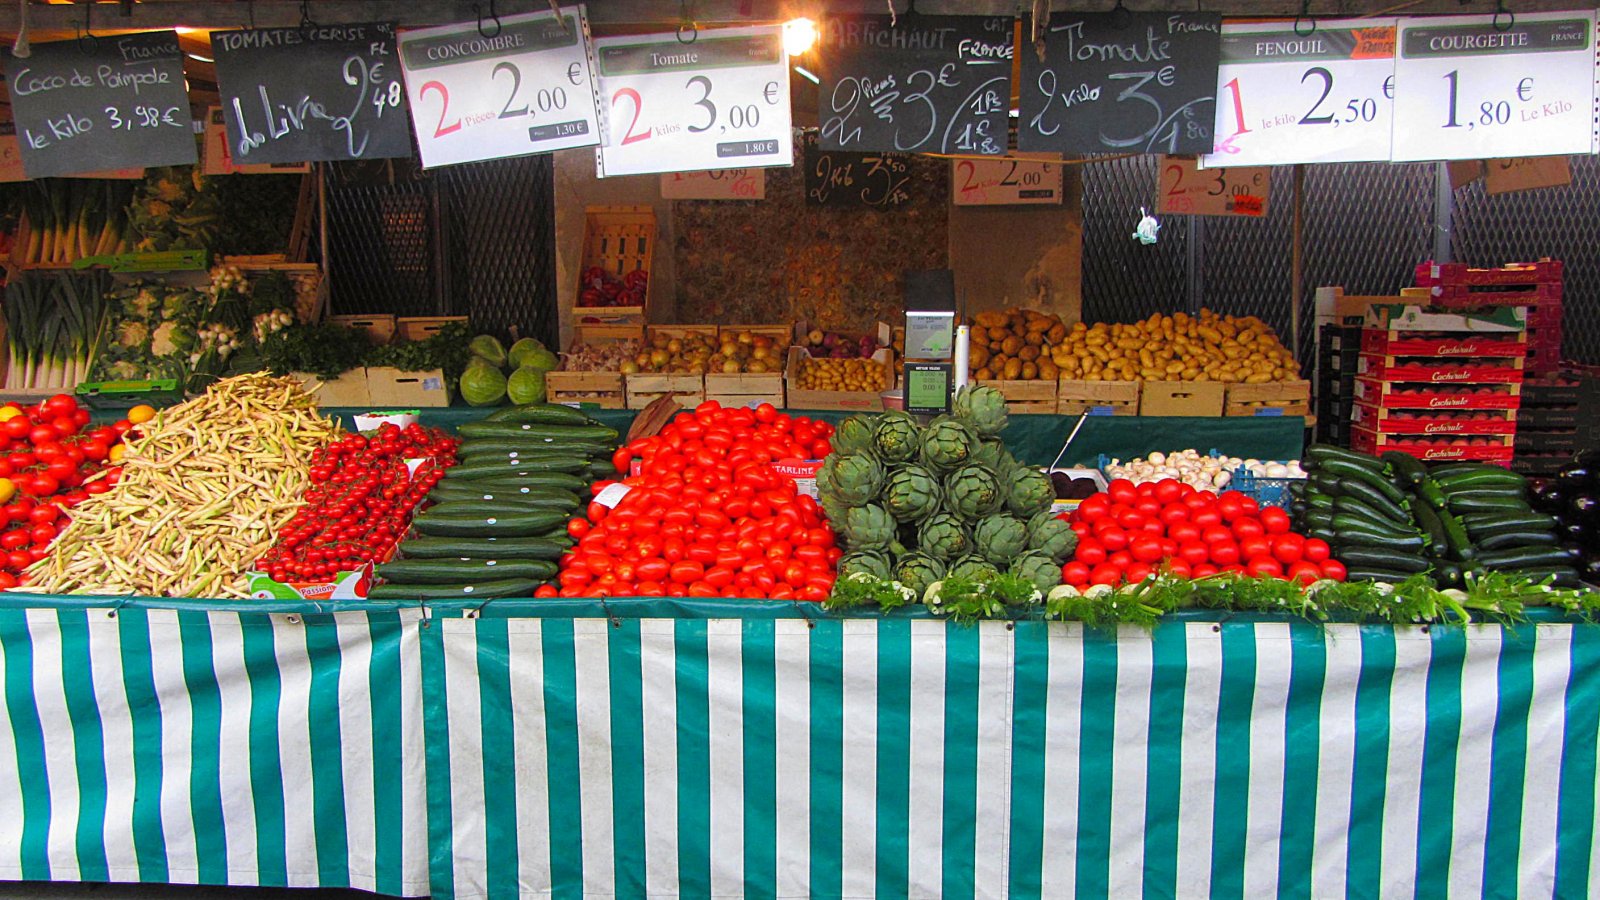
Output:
[[1332, 477, 1411, 522], [1476, 546, 1579, 569], [429, 485, 581, 505], [1415, 477, 1449, 510], [587, 459, 619, 479], [368, 578, 545, 600], [411, 508, 565, 538], [456, 441, 612, 459], [1474, 531, 1560, 551], [1333, 494, 1411, 527], [377, 558, 557, 584], [1334, 547, 1432, 573], [1434, 468, 1527, 490], [1306, 444, 1387, 472], [1437, 485, 1527, 502], [449, 472, 590, 494], [1448, 494, 1532, 515], [445, 457, 591, 477], [1344, 567, 1417, 584], [426, 499, 576, 517], [1413, 503, 1449, 558], [1321, 459, 1408, 505], [481, 404, 598, 426], [1439, 511, 1475, 562], [1382, 451, 1429, 486], [457, 421, 619, 442], [399, 535, 571, 560], [1305, 492, 1334, 510]]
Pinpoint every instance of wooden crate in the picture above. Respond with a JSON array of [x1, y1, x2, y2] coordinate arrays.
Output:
[[545, 370, 626, 408], [329, 314, 396, 345], [573, 206, 654, 325], [627, 389, 705, 410], [705, 371, 784, 407], [366, 367, 451, 407], [720, 324, 793, 345], [1140, 381, 1226, 416], [975, 378, 1058, 412], [293, 370, 369, 408], [784, 347, 893, 412], [574, 322, 644, 345], [626, 372, 704, 409], [1057, 379, 1140, 415], [1225, 380, 1312, 416], [397, 316, 468, 342], [647, 324, 719, 342], [706, 391, 786, 409]]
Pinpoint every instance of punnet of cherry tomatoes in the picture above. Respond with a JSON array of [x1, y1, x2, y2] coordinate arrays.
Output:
[[1061, 478, 1347, 591], [0, 393, 136, 589], [254, 423, 460, 585], [557, 401, 839, 600]]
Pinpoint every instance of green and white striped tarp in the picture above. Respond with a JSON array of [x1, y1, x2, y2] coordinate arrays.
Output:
[[0, 603, 430, 896], [426, 613, 1600, 900]]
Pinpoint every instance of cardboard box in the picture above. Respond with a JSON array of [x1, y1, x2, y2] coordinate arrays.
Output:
[[294, 369, 369, 408], [1364, 303, 1526, 333], [1359, 330, 1527, 358], [546, 370, 625, 408], [329, 314, 396, 345], [1057, 379, 1139, 416], [396, 316, 468, 342], [366, 367, 450, 407], [1315, 287, 1404, 328], [247, 563, 376, 601], [1224, 381, 1311, 417], [784, 346, 893, 412], [1139, 381, 1225, 416]]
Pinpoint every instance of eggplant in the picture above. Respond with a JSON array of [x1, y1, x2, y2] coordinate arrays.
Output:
[[1571, 493, 1600, 526], [1562, 520, 1589, 542], [1574, 448, 1600, 470], [1542, 483, 1570, 515], [1582, 556, 1600, 585], [1558, 465, 1595, 492]]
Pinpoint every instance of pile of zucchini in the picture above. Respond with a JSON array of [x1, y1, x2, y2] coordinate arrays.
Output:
[[1290, 444, 1580, 588], [370, 404, 621, 601]]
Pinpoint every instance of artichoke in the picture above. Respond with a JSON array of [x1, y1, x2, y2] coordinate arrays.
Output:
[[918, 416, 978, 472], [917, 513, 972, 560], [872, 411, 921, 463], [894, 553, 947, 596], [839, 551, 894, 581], [953, 384, 1009, 437], [1005, 466, 1055, 518], [970, 438, 1008, 472], [820, 452, 886, 506], [882, 464, 942, 522], [818, 492, 850, 529], [1009, 551, 1064, 593], [948, 555, 999, 581], [833, 415, 877, 455], [944, 464, 1003, 518], [1026, 510, 1079, 563], [841, 504, 896, 550], [973, 514, 1029, 564]]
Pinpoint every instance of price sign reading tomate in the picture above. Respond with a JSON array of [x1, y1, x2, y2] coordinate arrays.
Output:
[[593, 26, 791, 177], [1391, 12, 1597, 161], [1157, 155, 1269, 216], [1204, 19, 1396, 166], [398, 8, 601, 168]]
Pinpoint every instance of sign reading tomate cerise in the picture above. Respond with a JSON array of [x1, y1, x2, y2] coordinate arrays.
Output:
[[1204, 19, 1397, 166], [593, 26, 792, 177], [1391, 11, 1597, 161], [398, 7, 602, 167]]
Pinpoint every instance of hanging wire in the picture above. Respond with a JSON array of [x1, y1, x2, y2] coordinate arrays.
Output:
[[1295, 0, 1317, 36], [1492, 0, 1516, 31], [77, 1, 97, 52], [12, 0, 30, 59], [887, 0, 897, 27], [549, 0, 571, 36], [299, 0, 316, 34], [677, 0, 699, 43], [475, 0, 503, 38]]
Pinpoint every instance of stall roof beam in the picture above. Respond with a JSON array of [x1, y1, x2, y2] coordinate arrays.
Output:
[[0, 0, 1589, 31]]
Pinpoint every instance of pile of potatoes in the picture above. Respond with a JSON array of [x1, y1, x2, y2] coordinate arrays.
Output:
[[969, 308, 1070, 381], [1047, 310, 1299, 383], [797, 357, 891, 392]]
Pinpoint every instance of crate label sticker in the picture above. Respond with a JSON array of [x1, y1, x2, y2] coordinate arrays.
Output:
[[592, 482, 632, 509], [423, 377, 443, 390], [1089, 406, 1115, 416], [1254, 407, 1285, 416]]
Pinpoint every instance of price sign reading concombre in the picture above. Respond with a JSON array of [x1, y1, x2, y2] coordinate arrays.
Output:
[[398, 8, 602, 168], [1204, 19, 1397, 166], [593, 26, 791, 177], [1391, 12, 1597, 161]]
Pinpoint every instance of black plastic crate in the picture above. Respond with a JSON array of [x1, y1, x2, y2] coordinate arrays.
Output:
[[1516, 429, 1582, 452], [1518, 407, 1582, 429]]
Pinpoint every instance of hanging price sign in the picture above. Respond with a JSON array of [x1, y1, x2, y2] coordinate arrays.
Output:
[[594, 26, 792, 177], [398, 7, 602, 168], [1391, 12, 1597, 161], [1157, 155, 1269, 216], [659, 168, 766, 199], [951, 157, 1064, 205], [1204, 19, 1396, 166]]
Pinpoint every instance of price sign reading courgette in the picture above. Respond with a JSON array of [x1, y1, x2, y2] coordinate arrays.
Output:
[[1204, 19, 1397, 166], [398, 7, 602, 168], [593, 26, 791, 177], [1391, 12, 1597, 161], [1157, 155, 1269, 216]]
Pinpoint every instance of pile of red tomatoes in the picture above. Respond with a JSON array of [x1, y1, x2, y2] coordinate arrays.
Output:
[[557, 401, 838, 600], [1061, 478, 1347, 590], [0, 394, 135, 588]]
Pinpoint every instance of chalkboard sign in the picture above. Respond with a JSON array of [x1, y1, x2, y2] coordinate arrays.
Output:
[[210, 23, 412, 165], [803, 131, 914, 209], [4, 32, 197, 179], [818, 14, 1014, 155], [1018, 11, 1221, 155]]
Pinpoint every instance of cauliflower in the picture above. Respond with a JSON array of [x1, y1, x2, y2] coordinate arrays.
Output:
[[151, 321, 180, 356], [116, 321, 150, 349], [126, 289, 159, 317]]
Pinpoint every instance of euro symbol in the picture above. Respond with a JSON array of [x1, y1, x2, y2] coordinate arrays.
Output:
[[763, 81, 779, 104], [1517, 78, 1533, 102], [567, 63, 583, 85]]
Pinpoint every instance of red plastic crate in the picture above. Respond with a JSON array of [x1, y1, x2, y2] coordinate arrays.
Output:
[[1351, 403, 1518, 434], [1359, 330, 1526, 358], [1351, 427, 1514, 463], [1352, 377, 1523, 410], [1356, 354, 1525, 384], [1414, 259, 1564, 286], [1427, 282, 1564, 308], [1525, 346, 1561, 377]]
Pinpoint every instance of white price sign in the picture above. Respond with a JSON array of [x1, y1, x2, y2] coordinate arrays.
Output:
[[951, 158, 1063, 206], [659, 168, 766, 199], [398, 8, 601, 168], [1391, 12, 1597, 161], [594, 26, 791, 177], [1157, 156, 1269, 217], [1205, 19, 1397, 166]]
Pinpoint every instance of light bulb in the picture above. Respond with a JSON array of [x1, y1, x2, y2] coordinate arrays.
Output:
[[783, 18, 817, 57]]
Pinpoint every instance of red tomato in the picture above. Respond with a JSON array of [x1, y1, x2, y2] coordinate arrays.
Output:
[[1125, 562, 1154, 584], [1158, 505, 1190, 527], [1116, 508, 1147, 530], [1089, 564, 1123, 586], [1100, 527, 1129, 552], [1271, 533, 1306, 565], [1168, 523, 1202, 545], [1191, 509, 1223, 529], [6, 551, 28, 571], [1259, 507, 1291, 535], [1062, 561, 1091, 585], [1232, 518, 1266, 542], [669, 561, 704, 584], [1109, 551, 1133, 568], [27, 425, 56, 447], [1216, 494, 1244, 522], [1246, 557, 1284, 578], [1182, 490, 1215, 510], [1106, 479, 1138, 505], [39, 394, 76, 418], [1201, 526, 1235, 546], [0, 530, 28, 551], [1, 418, 27, 440], [1076, 542, 1107, 567], [1178, 542, 1210, 567], [26, 505, 57, 526], [1320, 559, 1348, 581], [1287, 562, 1322, 586], [1166, 561, 1193, 579], [1193, 563, 1220, 578], [1210, 542, 1241, 566], [1152, 479, 1184, 505], [1133, 499, 1162, 518], [1076, 493, 1112, 521], [28, 523, 55, 546], [1239, 536, 1271, 562], [1129, 534, 1164, 563], [1302, 538, 1331, 563]]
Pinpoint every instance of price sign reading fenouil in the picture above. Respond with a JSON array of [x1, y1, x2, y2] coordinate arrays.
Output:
[[211, 23, 411, 166], [1391, 12, 1597, 161], [951, 157, 1064, 205], [1019, 11, 1222, 155], [398, 8, 601, 168], [1157, 155, 1269, 216], [593, 26, 791, 177], [818, 15, 1014, 155], [5, 32, 196, 178], [1204, 19, 1397, 166]]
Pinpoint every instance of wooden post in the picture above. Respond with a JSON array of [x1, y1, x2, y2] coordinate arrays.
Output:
[[1291, 164, 1305, 362]]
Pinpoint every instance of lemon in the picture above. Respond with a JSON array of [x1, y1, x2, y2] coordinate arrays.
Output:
[[127, 404, 157, 425], [109, 444, 125, 464], [0, 478, 15, 505], [0, 407, 22, 422]]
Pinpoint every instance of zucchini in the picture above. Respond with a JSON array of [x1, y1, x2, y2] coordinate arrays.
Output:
[[1437, 485, 1527, 502], [429, 485, 581, 505], [1439, 511, 1475, 562], [1333, 494, 1411, 527], [1413, 503, 1449, 558], [368, 578, 545, 600], [1321, 459, 1408, 505], [1476, 546, 1579, 569], [1306, 444, 1386, 472], [456, 441, 611, 460], [411, 508, 565, 538], [481, 404, 598, 426], [445, 456, 591, 477], [1331, 512, 1419, 540], [377, 558, 557, 584], [1332, 477, 1411, 522], [1415, 477, 1449, 510], [1474, 530, 1560, 551], [444, 470, 590, 493], [1448, 494, 1532, 515], [456, 421, 619, 442], [1302, 509, 1336, 529], [398, 535, 571, 560], [426, 499, 576, 517], [1434, 468, 1526, 490], [1463, 513, 1560, 536], [1334, 547, 1432, 573], [1344, 567, 1417, 584], [1434, 562, 1465, 589], [1305, 492, 1335, 510], [1382, 451, 1429, 486], [1332, 531, 1426, 551], [1427, 462, 1503, 479]]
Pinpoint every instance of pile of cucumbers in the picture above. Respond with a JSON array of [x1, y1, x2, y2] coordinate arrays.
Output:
[[370, 404, 621, 601], [1290, 444, 1580, 588]]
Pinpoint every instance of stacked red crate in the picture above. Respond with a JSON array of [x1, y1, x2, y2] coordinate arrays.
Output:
[[1413, 259, 1563, 376]]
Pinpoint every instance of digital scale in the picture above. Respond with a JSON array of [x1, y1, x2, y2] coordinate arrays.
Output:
[[902, 269, 957, 416]]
